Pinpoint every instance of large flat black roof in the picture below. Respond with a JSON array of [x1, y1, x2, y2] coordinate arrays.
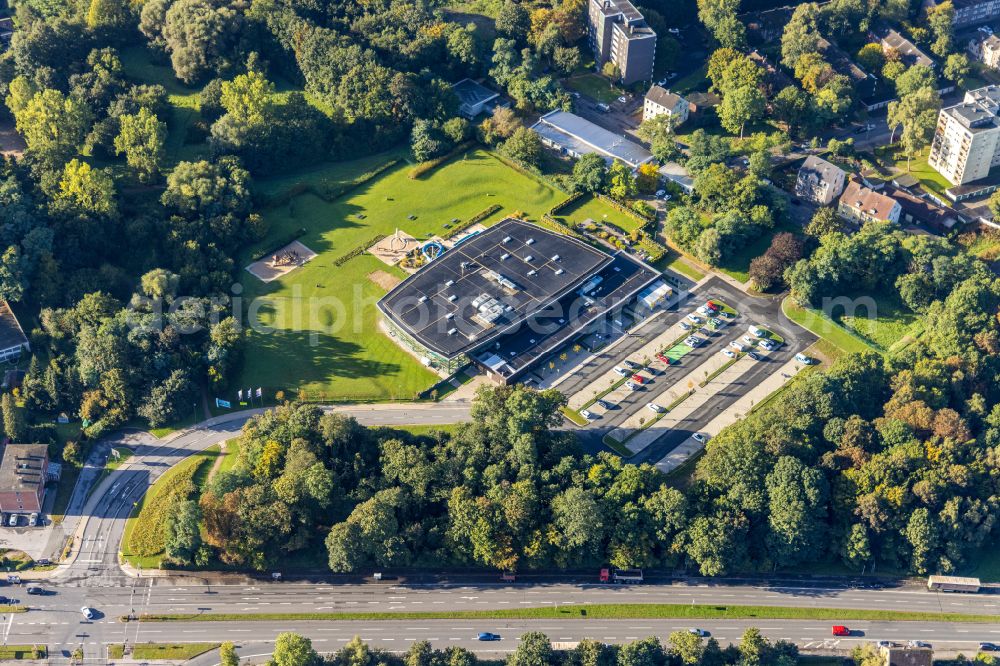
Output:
[[379, 219, 612, 359]]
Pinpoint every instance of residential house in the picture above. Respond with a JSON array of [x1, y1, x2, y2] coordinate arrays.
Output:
[[587, 0, 657, 85], [926, 0, 1000, 27], [881, 646, 933, 666], [878, 28, 936, 68], [0, 443, 49, 515], [642, 86, 688, 125], [888, 186, 965, 233], [0, 300, 28, 363], [839, 180, 902, 225], [795, 156, 847, 205]]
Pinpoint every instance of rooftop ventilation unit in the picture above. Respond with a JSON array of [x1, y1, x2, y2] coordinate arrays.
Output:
[[527, 269, 537, 276], [448, 294, 457, 301], [500, 253, 510, 261], [418, 295, 427, 303], [502, 236, 512, 243], [445, 279, 454, 287], [448, 328, 457, 335], [445, 313, 454, 319], [524, 255, 534, 262], [554, 268, 565, 276], [551, 254, 560, 261], [526, 238, 535, 245]]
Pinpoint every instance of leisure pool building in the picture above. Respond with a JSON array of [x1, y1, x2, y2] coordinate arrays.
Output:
[[378, 218, 662, 383]]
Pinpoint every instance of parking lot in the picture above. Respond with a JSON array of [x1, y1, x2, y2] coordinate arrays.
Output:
[[556, 276, 816, 467]]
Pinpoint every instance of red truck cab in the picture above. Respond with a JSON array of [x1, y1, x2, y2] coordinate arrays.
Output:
[[832, 626, 850, 637], [599, 568, 611, 583]]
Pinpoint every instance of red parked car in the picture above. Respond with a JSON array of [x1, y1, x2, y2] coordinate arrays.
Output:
[[706, 301, 721, 311], [656, 353, 670, 364], [631, 374, 646, 384]]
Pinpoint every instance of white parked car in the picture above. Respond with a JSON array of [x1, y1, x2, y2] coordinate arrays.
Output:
[[749, 325, 766, 337], [697, 305, 713, 316], [625, 381, 640, 391], [795, 353, 814, 364], [721, 349, 736, 359], [655, 189, 666, 198], [759, 339, 776, 351], [679, 321, 692, 330], [614, 366, 629, 377], [730, 341, 748, 352], [686, 314, 702, 324], [617, 95, 628, 103], [742, 335, 756, 345], [692, 433, 707, 443], [663, 194, 672, 200], [647, 403, 664, 413], [81, 607, 94, 620], [580, 409, 595, 420]]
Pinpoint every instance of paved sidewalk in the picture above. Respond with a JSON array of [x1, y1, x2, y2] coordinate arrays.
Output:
[[653, 355, 808, 474]]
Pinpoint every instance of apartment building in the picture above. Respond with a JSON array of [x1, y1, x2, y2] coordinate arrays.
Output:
[[969, 32, 1000, 69], [928, 85, 1000, 185], [927, 0, 1000, 27], [838, 181, 902, 225], [642, 86, 688, 124], [795, 156, 846, 205], [588, 0, 656, 85]]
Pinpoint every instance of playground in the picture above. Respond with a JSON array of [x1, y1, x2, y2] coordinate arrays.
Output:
[[234, 149, 567, 401], [245, 240, 318, 282]]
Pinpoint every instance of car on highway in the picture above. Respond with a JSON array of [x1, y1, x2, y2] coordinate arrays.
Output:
[[689, 628, 709, 637], [81, 606, 94, 620], [692, 433, 707, 443], [907, 641, 931, 648], [686, 314, 703, 324], [26, 586, 43, 595], [679, 321, 692, 330], [981, 643, 1000, 652], [832, 626, 850, 637], [580, 409, 595, 420], [647, 402, 664, 413], [596, 399, 613, 409], [613, 366, 630, 377], [721, 349, 736, 359], [478, 633, 501, 641]]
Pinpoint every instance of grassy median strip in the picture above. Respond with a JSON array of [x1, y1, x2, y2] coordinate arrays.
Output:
[[130, 604, 1000, 624], [0, 645, 45, 659], [108, 643, 219, 659]]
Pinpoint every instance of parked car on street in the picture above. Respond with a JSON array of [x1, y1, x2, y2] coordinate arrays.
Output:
[[692, 433, 707, 442]]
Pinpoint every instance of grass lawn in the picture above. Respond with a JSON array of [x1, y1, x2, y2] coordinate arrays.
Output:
[[108, 643, 218, 660], [671, 63, 708, 96], [121, 446, 220, 568], [663, 253, 706, 281], [782, 298, 881, 355], [565, 73, 622, 104], [119, 46, 207, 167], [832, 292, 922, 350], [876, 146, 952, 199], [234, 149, 564, 403], [390, 423, 466, 437], [552, 194, 647, 234], [215, 439, 243, 476], [718, 221, 799, 284], [959, 228, 1000, 262], [137, 604, 1000, 624]]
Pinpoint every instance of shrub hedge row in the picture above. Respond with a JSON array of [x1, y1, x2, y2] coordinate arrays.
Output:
[[333, 234, 387, 267], [443, 204, 503, 240]]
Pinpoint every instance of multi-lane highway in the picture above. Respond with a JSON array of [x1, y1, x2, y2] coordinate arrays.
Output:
[[12, 337, 995, 663]]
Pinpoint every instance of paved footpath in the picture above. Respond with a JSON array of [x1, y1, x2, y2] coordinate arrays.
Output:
[[654, 355, 808, 473]]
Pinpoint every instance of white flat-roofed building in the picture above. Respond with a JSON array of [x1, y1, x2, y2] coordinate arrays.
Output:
[[531, 110, 653, 168]]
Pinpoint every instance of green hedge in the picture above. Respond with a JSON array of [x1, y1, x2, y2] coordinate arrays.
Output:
[[549, 191, 585, 215], [333, 234, 386, 267], [443, 204, 503, 240], [408, 142, 475, 179], [249, 227, 308, 262]]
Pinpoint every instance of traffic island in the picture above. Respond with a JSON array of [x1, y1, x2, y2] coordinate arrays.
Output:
[[108, 643, 220, 660]]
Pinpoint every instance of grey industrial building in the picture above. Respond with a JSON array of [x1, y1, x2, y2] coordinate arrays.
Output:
[[531, 110, 653, 168], [378, 218, 660, 384], [587, 0, 656, 85]]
